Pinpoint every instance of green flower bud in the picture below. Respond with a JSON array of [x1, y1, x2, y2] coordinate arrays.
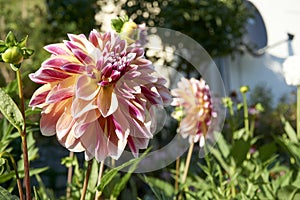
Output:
[[2, 46, 23, 65], [120, 21, 138, 44], [240, 86, 249, 94]]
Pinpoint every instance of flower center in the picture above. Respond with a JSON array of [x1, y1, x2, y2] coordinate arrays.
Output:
[[98, 52, 135, 87]]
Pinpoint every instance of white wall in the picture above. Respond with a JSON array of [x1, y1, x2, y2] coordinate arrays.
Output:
[[225, 0, 300, 104]]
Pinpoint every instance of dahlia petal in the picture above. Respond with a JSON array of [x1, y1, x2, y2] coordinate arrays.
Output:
[[62, 63, 85, 74], [76, 75, 100, 101], [29, 84, 52, 107], [141, 86, 162, 105], [98, 86, 118, 117], [59, 125, 84, 152], [71, 98, 98, 118], [40, 100, 69, 136], [44, 43, 72, 55], [67, 33, 86, 45], [89, 29, 101, 48], [56, 112, 74, 140], [81, 120, 108, 162], [105, 117, 127, 159], [127, 136, 138, 157], [43, 55, 78, 68], [73, 49, 94, 65], [112, 109, 130, 140], [46, 87, 73, 104], [77, 109, 100, 125], [29, 68, 70, 84]]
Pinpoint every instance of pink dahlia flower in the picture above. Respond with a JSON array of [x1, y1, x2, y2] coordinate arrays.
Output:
[[171, 77, 217, 147], [29, 30, 171, 162]]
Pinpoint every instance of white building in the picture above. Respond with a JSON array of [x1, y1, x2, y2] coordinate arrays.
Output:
[[221, 0, 300, 104]]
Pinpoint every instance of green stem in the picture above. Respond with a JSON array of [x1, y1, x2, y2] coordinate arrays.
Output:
[[175, 157, 180, 192], [181, 142, 194, 184], [297, 86, 300, 139], [16, 69, 31, 200], [81, 160, 93, 200], [66, 151, 74, 199], [0, 152, 24, 200], [95, 161, 105, 200], [242, 93, 250, 138]]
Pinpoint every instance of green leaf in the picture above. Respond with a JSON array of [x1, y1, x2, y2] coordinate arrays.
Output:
[[4, 31, 17, 47], [0, 186, 19, 200], [17, 35, 28, 48], [230, 139, 250, 166], [278, 185, 300, 200], [258, 142, 276, 162], [97, 148, 150, 193], [0, 88, 24, 132], [111, 152, 143, 198], [216, 132, 230, 158], [88, 159, 99, 192], [0, 45, 7, 53], [281, 116, 298, 143], [143, 176, 174, 198]]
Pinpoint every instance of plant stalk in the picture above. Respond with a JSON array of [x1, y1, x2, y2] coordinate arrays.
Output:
[[297, 85, 300, 139], [16, 69, 31, 200], [66, 151, 74, 199], [1, 152, 24, 200], [81, 160, 93, 200], [95, 161, 105, 200], [242, 93, 250, 138], [181, 142, 194, 184], [175, 157, 180, 192]]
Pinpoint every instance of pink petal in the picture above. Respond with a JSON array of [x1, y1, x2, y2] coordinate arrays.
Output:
[[40, 100, 70, 136], [56, 111, 74, 140], [29, 84, 52, 107], [44, 43, 72, 55], [105, 117, 126, 159], [46, 87, 73, 104], [89, 29, 101, 48], [76, 75, 100, 100], [71, 98, 98, 119], [58, 124, 85, 152], [62, 63, 85, 74], [80, 120, 108, 162], [73, 49, 94, 65], [97, 86, 118, 117], [112, 109, 130, 140], [29, 68, 70, 84]]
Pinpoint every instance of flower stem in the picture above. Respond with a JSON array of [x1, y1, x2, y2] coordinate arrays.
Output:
[[297, 85, 300, 139], [16, 69, 31, 200], [242, 93, 250, 138], [81, 160, 93, 200], [95, 161, 105, 200], [0, 152, 24, 200], [175, 157, 180, 192], [66, 151, 74, 199], [181, 142, 194, 184]]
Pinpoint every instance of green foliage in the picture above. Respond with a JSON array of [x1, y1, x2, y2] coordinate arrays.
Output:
[[111, 16, 129, 33], [0, 88, 24, 132], [123, 0, 252, 57], [0, 186, 19, 200]]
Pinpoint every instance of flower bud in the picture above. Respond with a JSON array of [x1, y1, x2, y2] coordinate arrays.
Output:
[[2, 46, 23, 65], [121, 21, 138, 35], [120, 21, 138, 44], [240, 86, 249, 94]]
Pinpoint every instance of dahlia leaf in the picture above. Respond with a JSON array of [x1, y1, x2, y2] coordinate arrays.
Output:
[[0, 186, 19, 200], [4, 31, 17, 47], [97, 148, 150, 194], [0, 88, 24, 132]]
